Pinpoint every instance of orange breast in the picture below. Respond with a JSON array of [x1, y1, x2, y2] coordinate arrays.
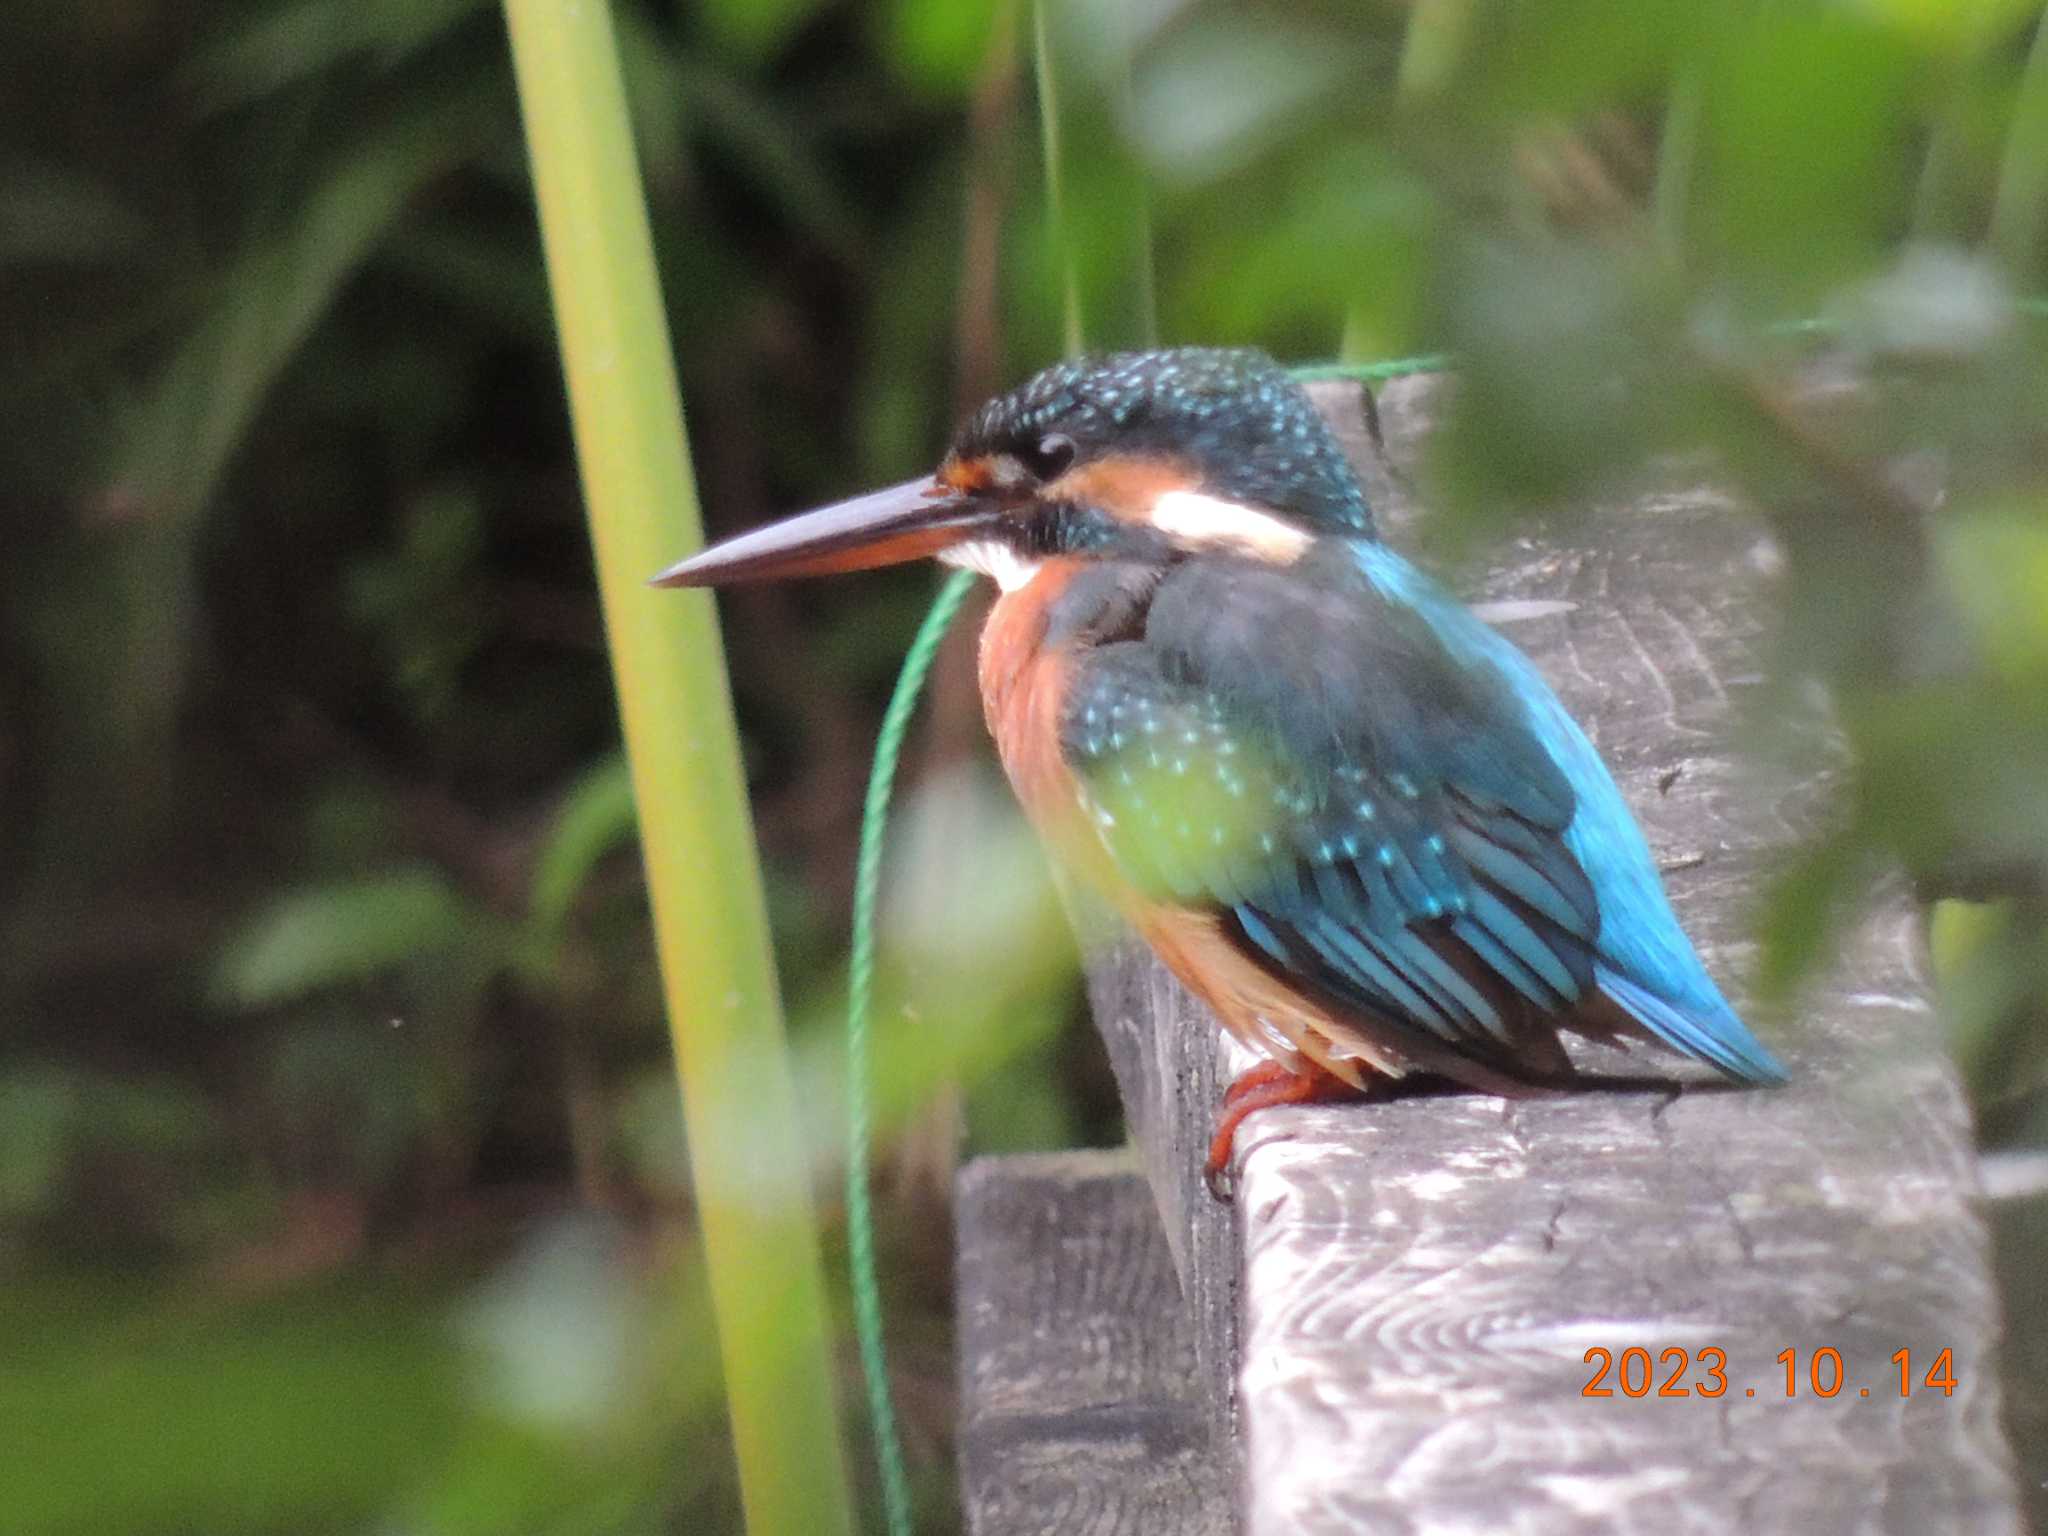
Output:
[[978, 560, 1363, 1083], [978, 561, 1090, 860]]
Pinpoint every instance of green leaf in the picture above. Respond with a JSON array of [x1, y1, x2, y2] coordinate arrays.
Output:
[[0, 1066, 83, 1219], [605, 10, 865, 258], [0, 1281, 465, 1536], [0, 1065, 229, 1237], [49, 87, 502, 811], [1432, 238, 1687, 527], [374, 217, 559, 343], [700, 0, 829, 61], [1939, 499, 2048, 683], [105, 86, 502, 523], [1462, 0, 1702, 118], [1169, 140, 1431, 351], [1752, 833, 1870, 1001], [1928, 897, 2048, 1128], [530, 753, 639, 936], [0, 157, 149, 264], [181, 0, 494, 116], [1861, 0, 2041, 51], [1129, 20, 1349, 184], [213, 867, 483, 1009], [883, 0, 1005, 93], [1699, 9, 1917, 298], [1930, 895, 2011, 986], [672, 52, 867, 261]]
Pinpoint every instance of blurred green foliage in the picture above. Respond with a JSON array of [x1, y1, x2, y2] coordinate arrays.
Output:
[[6, 0, 2048, 1530]]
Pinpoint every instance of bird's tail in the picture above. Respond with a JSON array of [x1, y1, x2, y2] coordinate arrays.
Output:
[[1593, 964, 1789, 1085]]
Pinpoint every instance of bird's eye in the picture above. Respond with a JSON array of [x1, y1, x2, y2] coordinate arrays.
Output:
[[1029, 433, 1076, 481]]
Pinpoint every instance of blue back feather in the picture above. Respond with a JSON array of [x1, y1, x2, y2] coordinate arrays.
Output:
[[1353, 542, 1787, 1084]]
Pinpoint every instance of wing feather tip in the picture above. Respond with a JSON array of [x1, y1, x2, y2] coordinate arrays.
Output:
[[1595, 966, 1788, 1085]]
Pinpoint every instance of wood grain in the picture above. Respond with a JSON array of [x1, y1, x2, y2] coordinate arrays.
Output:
[[955, 1150, 1232, 1536]]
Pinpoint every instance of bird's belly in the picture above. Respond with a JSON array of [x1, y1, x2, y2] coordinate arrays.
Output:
[[1136, 904, 1404, 1087], [978, 562, 1408, 1088]]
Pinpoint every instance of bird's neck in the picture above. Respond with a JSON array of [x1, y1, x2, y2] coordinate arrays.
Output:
[[977, 558, 1082, 736]]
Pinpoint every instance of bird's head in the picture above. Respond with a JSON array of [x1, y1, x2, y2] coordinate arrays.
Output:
[[651, 348, 1372, 593]]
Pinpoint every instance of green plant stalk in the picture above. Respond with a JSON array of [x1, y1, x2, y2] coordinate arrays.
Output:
[[1652, 66, 1704, 264], [1341, 0, 1474, 354], [1032, 0, 1083, 357], [1106, 46, 1158, 350], [501, 5, 854, 1535], [1031, 0, 1156, 355], [1991, 3, 2048, 276], [1395, 0, 1472, 99], [1913, 61, 1973, 245], [1337, 308, 1376, 365]]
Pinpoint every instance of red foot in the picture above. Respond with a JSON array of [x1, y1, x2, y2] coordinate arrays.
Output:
[[1204, 1061, 1363, 1201], [1220, 1059, 1299, 1112]]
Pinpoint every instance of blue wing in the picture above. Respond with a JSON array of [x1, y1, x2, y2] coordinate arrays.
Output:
[[1351, 542, 1786, 1084], [1059, 543, 1785, 1085]]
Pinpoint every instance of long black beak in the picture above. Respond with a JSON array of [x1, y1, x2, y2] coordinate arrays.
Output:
[[649, 476, 1001, 588]]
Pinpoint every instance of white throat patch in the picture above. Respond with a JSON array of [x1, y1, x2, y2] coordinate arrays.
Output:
[[941, 539, 1042, 593], [1148, 490, 1311, 562]]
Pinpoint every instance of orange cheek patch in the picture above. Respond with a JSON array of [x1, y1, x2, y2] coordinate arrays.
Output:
[[1049, 454, 1197, 522]]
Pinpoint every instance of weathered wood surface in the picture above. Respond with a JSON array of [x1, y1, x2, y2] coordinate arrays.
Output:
[[955, 1150, 1231, 1536], [1985, 1162, 2048, 1536], [1083, 920, 1240, 1455], [962, 375, 2021, 1534]]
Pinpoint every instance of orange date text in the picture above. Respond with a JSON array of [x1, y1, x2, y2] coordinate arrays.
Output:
[[1579, 1346, 1958, 1399]]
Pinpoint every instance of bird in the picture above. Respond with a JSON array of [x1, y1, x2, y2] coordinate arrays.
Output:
[[653, 347, 1786, 1195]]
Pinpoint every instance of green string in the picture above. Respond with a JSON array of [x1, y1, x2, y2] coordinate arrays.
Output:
[[1288, 351, 1457, 381], [847, 566, 978, 1536]]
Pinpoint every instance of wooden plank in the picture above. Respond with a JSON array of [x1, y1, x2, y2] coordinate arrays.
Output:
[[955, 1150, 1232, 1536], [1084, 926, 1240, 1454], [1985, 1161, 2048, 1536], [1087, 375, 2019, 1534]]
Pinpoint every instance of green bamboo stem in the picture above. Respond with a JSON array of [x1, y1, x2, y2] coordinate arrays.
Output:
[[500, 5, 854, 1535]]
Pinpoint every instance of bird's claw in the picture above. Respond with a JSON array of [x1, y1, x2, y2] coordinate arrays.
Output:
[[1204, 1153, 1238, 1203], [1203, 1060, 1366, 1201]]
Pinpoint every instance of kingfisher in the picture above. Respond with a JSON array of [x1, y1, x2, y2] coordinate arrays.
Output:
[[654, 348, 1786, 1193]]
